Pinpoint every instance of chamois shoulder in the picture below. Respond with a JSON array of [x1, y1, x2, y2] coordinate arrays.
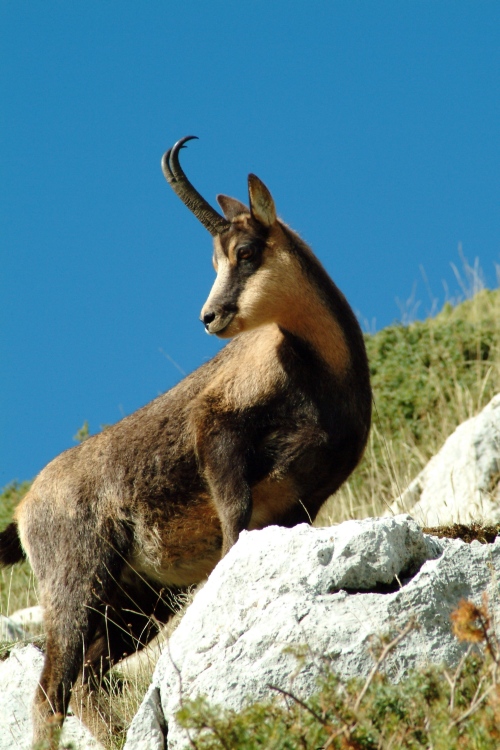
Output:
[[195, 324, 287, 411]]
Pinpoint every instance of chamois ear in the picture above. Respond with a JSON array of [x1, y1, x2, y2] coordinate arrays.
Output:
[[248, 174, 276, 227], [216, 195, 249, 221]]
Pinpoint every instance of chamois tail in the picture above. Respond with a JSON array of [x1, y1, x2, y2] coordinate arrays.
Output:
[[0, 522, 25, 566]]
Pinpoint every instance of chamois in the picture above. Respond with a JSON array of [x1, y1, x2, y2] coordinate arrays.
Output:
[[0, 136, 371, 746]]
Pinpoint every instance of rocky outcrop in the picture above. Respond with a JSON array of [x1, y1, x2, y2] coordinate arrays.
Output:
[[391, 393, 500, 525], [124, 515, 500, 750]]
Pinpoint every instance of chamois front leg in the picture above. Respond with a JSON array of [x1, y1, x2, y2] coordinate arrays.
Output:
[[197, 418, 253, 556]]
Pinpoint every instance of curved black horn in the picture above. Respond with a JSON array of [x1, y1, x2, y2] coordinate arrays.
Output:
[[162, 136, 230, 236]]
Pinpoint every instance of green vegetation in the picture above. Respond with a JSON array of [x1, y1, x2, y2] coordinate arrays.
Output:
[[1, 275, 499, 747], [0, 481, 37, 618], [176, 650, 500, 749], [73, 419, 91, 444], [0, 480, 30, 530], [367, 289, 499, 444]]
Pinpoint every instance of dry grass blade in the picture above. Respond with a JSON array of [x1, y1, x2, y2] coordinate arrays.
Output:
[[267, 684, 328, 726], [449, 682, 496, 729], [353, 619, 416, 712]]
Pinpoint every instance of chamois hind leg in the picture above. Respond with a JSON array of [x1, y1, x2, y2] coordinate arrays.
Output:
[[33, 584, 111, 749], [25, 518, 132, 749], [70, 576, 183, 741]]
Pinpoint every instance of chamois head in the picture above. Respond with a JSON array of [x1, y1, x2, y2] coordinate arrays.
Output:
[[163, 136, 300, 339]]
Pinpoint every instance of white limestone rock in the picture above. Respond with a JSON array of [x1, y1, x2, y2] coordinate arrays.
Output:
[[122, 684, 166, 750], [10, 605, 44, 634], [0, 607, 44, 646], [0, 614, 25, 643], [391, 392, 500, 525], [0, 644, 104, 750], [125, 515, 498, 750]]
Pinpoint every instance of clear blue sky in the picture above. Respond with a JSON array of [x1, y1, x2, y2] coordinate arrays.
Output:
[[2, 2, 500, 483]]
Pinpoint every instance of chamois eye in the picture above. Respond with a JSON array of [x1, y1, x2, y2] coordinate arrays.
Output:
[[237, 246, 255, 262]]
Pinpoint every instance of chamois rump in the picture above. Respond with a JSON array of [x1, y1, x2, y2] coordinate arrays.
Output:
[[0, 136, 371, 746]]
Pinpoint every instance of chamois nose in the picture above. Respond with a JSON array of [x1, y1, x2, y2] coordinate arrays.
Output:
[[202, 311, 216, 329]]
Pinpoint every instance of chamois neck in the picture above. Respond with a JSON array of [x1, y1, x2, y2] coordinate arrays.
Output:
[[277, 276, 351, 376], [271, 226, 355, 376]]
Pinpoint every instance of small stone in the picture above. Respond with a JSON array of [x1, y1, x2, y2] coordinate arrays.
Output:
[[317, 546, 334, 565], [0, 615, 25, 643]]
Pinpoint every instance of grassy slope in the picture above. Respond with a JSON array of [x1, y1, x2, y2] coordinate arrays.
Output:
[[0, 482, 37, 617]]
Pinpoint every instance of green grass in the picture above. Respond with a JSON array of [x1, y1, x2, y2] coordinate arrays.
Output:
[[0, 480, 30, 529], [0, 481, 38, 618]]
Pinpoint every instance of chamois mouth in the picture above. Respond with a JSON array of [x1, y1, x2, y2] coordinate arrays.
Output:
[[204, 311, 237, 336]]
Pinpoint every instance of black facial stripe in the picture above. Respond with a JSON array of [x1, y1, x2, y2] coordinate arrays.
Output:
[[212, 247, 263, 313], [225, 258, 257, 304], [214, 225, 269, 308]]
